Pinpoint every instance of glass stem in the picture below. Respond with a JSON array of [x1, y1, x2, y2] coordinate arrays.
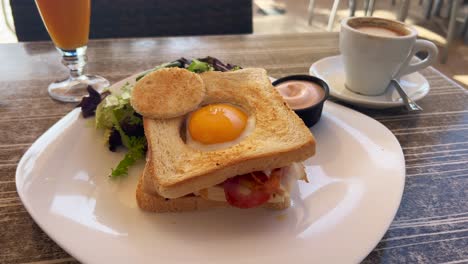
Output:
[[59, 46, 88, 79]]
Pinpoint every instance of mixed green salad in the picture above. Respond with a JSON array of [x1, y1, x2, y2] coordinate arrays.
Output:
[[78, 57, 241, 178]]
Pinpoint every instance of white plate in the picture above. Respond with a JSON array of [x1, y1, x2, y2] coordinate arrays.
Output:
[[16, 73, 405, 264], [310, 55, 430, 109]]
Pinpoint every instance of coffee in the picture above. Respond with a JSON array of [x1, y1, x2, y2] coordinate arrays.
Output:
[[355, 26, 403, 37], [348, 18, 410, 38]]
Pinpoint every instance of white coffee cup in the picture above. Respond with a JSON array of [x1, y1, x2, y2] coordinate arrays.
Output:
[[339, 17, 438, 96]]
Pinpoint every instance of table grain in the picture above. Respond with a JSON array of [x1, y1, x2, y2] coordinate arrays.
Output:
[[0, 33, 467, 264]]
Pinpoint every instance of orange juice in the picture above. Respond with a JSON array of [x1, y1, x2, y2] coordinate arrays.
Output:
[[35, 0, 91, 50]]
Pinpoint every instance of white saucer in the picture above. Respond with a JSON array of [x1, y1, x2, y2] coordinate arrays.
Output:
[[309, 55, 430, 109]]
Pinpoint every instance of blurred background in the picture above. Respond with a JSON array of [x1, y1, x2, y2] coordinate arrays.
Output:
[[0, 0, 466, 88]]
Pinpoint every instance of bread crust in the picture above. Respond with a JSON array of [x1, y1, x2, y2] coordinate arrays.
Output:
[[131, 67, 205, 119], [136, 175, 290, 213], [143, 138, 313, 198]]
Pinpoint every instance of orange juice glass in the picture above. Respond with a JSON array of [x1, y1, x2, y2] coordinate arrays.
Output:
[[35, 0, 109, 102]]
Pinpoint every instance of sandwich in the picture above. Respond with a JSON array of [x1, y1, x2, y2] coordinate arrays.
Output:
[[131, 67, 315, 212]]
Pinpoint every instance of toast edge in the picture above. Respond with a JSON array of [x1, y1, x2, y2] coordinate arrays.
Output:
[[136, 175, 290, 213], [153, 138, 315, 198]]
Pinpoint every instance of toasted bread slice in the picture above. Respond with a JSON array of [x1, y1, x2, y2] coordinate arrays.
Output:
[[144, 68, 315, 198], [136, 175, 290, 213], [131, 68, 205, 119]]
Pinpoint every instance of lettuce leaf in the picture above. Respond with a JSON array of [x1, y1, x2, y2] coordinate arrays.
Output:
[[77, 86, 106, 118], [187, 59, 214, 73], [108, 108, 146, 177], [110, 136, 146, 177], [198, 56, 241, 72], [93, 81, 146, 177], [95, 82, 133, 130], [135, 60, 183, 81]]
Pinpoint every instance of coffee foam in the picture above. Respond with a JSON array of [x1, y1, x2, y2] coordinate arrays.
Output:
[[348, 18, 411, 37]]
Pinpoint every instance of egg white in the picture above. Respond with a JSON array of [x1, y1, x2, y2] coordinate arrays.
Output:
[[185, 109, 256, 151]]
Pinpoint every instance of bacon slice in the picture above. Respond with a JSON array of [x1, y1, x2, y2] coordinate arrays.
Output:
[[223, 169, 283, 209]]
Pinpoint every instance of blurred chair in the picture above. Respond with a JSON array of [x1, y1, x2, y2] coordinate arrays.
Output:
[[464, 13, 468, 43], [395, 0, 466, 63], [308, 0, 376, 31], [425, 0, 436, 19], [1, 0, 14, 35], [396, 0, 410, 21], [440, 0, 466, 62], [11, 0, 253, 42], [363, 0, 377, 16]]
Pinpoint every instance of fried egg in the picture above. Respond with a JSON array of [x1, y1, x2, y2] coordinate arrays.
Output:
[[186, 103, 255, 151]]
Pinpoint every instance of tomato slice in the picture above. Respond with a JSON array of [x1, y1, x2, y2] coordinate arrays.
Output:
[[223, 169, 283, 209]]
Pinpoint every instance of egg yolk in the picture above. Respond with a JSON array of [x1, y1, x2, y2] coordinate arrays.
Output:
[[188, 104, 248, 144]]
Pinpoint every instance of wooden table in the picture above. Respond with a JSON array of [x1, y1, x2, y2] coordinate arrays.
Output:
[[1, 33, 467, 263]]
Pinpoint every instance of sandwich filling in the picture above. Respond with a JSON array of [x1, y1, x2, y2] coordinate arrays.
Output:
[[193, 162, 306, 208]]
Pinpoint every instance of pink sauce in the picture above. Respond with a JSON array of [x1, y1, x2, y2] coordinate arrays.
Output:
[[276, 81, 325, 109]]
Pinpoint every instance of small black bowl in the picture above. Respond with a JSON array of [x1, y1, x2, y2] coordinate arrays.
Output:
[[272, 75, 329, 127]]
